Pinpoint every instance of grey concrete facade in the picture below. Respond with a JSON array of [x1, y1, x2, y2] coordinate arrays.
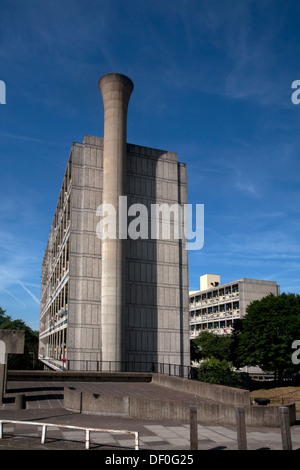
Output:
[[39, 74, 189, 373]]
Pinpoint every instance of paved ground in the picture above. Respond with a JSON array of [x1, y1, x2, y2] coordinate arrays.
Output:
[[0, 380, 300, 452]]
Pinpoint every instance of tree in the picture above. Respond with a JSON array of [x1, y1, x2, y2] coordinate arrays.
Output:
[[191, 330, 232, 362], [0, 307, 7, 325], [231, 293, 300, 382], [0, 307, 39, 370]]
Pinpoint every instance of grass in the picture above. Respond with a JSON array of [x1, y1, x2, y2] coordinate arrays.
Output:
[[250, 386, 300, 410]]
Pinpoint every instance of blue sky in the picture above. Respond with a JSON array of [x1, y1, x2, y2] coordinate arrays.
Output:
[[1, 0, 300, 330]]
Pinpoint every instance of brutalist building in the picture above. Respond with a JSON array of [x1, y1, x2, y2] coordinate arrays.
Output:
[[39, 73, 190, 374]]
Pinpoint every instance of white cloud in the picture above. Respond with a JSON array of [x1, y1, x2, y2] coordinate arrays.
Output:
[[0, 286, 26, 311], [234, 179, 261, 199], [17, 280, 40, 305]]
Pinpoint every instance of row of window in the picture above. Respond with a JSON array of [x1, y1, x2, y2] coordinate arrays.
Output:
[[191, 319, 233, 329], [190, 301, 239, 317], [189, 284, 239, 305], [190, 319, 234, 334]]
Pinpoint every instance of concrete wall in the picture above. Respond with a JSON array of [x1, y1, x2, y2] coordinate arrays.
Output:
[[63, 135, 190, 371], [67, 139, 103, 366], [63, 384, 296, 427], [239, 279, 280, 317], [64, 386, 130, 417], [129, 397, 296, 427], [0, 331, 25, 354], [0, 331, 25, 403], [125, 143, 189, 369], [151, 373, 250, 406], [247, 402, 296, 427], [7, 371, 295, 427]]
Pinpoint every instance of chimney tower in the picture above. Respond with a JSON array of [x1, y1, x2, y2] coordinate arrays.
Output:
[[98, 73, 134, 370]]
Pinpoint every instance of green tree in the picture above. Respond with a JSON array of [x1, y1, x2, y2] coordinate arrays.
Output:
[[0, 307, 7, 325], [191, 330, 232, 362], [0, 307, 39, 370], [198, 357, 242, 387], [231, 293, 300, 382]]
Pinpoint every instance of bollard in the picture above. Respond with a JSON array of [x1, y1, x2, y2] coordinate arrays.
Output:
[[236, 406, 247, 450], [15, 394, 26, 410], [190, 405, 198, 450], [279, 406, 292, 450]]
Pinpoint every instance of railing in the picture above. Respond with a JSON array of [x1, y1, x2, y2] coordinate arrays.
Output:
[[0, 420, 139, 450], [72, 361, 191, 378], [39, 357, 194, 378]]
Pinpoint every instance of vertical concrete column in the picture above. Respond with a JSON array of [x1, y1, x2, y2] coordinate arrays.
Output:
[[279, 406, 292, 450], [236, 406, 247, 450], [190, 405, 198, 450], [98, 73, 133, 371]]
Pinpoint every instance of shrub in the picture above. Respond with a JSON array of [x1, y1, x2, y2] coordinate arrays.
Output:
[[198, 358, 242, 387]]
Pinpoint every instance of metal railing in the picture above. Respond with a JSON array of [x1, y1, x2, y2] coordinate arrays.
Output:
[[0, 420, 139, 450], [65, 360, 192, 378], [39, 357, 194, 378]]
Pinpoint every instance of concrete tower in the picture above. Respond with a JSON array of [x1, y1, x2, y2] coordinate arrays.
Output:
[[98, 73, 134, 370], [39, 73, 190, 375]]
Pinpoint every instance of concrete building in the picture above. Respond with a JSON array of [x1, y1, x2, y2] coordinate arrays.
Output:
[[39, 73, 190, 374], [189, 274, 280, 338]]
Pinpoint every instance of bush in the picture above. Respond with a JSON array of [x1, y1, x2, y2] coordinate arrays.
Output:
[[198, 358, 242, 387]]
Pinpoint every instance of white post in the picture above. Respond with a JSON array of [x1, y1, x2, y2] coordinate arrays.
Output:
[[85, 429, 90, 450], [134, 432, 139, 450], [41, 425, 47, 444]]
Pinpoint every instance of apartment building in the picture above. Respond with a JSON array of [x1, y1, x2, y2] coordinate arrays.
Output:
[[189, 274, 280, 338], [38, 73, 190, 373]]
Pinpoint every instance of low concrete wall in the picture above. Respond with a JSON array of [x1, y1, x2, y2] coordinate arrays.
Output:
[[64, 387, 130, 417], [128, 396, 236, 425], [247, 402, 296, 427], [63, 386, 296, 427], [64, 387, 82, 412], [82, 392, 129, 417], [8, 370, 297, 427], [151, 373, 251, 406]]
